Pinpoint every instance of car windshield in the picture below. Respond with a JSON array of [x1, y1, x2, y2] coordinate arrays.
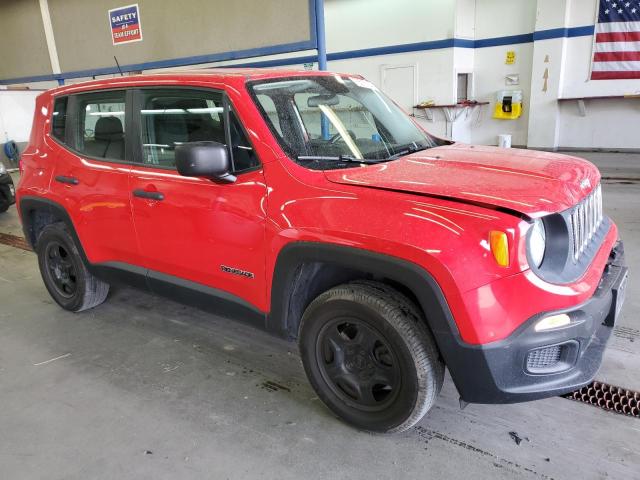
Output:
[[248, 75, 447, 169]]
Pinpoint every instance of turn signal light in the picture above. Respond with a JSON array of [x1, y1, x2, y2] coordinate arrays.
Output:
[[489, 231, 510, 267], [534, 314, 571, 332]]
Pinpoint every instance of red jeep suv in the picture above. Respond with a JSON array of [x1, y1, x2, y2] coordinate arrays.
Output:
[[16, 70, 627, 433]]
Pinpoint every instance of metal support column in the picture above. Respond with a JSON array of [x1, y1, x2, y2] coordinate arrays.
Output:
[[315, 0, 330, 139], [315, 0, 327, 71]]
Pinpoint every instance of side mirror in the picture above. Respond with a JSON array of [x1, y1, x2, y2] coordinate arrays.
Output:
[[175, 141, 236, 183]]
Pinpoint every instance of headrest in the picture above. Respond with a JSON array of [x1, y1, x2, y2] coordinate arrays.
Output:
[[94, 116, 124, 141]]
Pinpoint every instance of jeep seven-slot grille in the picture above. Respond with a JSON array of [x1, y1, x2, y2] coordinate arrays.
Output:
[[570, 184, 603, 262]]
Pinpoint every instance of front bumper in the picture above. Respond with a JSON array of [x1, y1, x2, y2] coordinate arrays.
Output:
[[448, 241, 627, 404], [0, 172, 16, 207]]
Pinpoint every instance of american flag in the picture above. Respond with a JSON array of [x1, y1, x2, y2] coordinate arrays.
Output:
[[592, 0, 640, 79]]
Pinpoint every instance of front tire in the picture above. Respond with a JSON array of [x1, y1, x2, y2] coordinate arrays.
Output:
[[36, 222, 109, 312], [299, 282, 444, 433]]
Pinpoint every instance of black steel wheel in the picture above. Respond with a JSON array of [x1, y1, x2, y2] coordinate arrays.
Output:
[[36, 222, 109, 312], [316, 318, 401, 411], [43, 241, 78, 298], [299, 282, 444, 433]]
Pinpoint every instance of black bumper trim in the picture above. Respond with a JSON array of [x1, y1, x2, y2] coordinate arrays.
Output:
[[446, 241, 627, 404]]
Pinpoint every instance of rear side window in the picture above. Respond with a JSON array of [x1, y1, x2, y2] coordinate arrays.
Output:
[[73, 91, 126, 161], [51, 97, 68, 142], [138, 89, 225, 168]]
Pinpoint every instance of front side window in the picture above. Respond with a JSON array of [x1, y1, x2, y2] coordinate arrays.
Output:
[[249, 76, 446, 169], [138, 90, 225, 168], [137, 89, 259, 173], [51, 97, 68, 142], [74, 91, 126, 161]]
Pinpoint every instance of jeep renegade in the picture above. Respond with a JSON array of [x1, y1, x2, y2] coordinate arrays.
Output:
[[16, 70, 628, 433]]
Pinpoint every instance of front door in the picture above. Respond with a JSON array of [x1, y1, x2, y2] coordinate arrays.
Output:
[[128, 87, 268, 312]]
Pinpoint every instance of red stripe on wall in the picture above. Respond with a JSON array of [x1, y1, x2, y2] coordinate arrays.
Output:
[[593, 51, 640, 61], [596, 31, 640, 42], [591, 70, 640, 80]]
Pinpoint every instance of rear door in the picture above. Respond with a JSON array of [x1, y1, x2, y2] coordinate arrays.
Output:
[[128, 87, 268, 312], [49, 90, 140, 268]]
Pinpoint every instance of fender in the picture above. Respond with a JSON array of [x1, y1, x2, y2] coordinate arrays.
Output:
[[267, 241, 512, 401], [19, 196, 147, 289], [20, 196, 80, 251], [20, 196, 152, 292], [268, 241, 462, 343]]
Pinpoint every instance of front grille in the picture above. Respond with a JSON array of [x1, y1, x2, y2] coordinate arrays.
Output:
[[570, 184, 603, 262]]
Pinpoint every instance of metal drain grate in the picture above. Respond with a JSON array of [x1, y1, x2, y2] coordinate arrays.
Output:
[[0, 232, 31, 251], [564, 381, 640, 418]]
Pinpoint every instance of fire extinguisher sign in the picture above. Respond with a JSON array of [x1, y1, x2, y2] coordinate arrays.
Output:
[[109, 4, 143, 45]]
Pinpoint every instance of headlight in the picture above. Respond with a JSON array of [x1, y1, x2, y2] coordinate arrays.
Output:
[[0, 163, 5, 175], [529, 219, 546, 268]]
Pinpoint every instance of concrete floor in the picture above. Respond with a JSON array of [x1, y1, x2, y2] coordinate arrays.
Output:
[[1, 156, 639, 480]]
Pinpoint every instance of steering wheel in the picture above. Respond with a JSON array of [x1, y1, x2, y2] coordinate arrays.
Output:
[[329, 130, 356, 144]]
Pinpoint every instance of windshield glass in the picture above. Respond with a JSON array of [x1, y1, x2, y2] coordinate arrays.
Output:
[[248, 75, 447, 169]]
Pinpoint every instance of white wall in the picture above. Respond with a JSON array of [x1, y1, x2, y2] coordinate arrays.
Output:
[[0, 90, 39, 143], [474, 0, 536, 39], [470, 0, 536, 146], [525, 0, 640, 149], [325, 0, 456, 50], [558, 98, 640, 149]]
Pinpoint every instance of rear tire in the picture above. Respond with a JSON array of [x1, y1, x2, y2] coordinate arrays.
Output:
[[36, 222, 109, 312], [299, 281, 444, 433]]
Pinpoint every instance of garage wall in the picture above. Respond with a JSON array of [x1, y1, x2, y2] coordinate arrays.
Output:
[[557, 1, 640, 149], [0, 90, 40, 168], [322, 0, 459, 140], [0, 91, 39, 144], [325, 0, 457, 99], [325, 0, 455, 51], [4, 0, 639, 151], [470, 0, 537, 146], [47, 0, 315, 74], [0, 0, 52, 80], [528, 0, 640, 150]]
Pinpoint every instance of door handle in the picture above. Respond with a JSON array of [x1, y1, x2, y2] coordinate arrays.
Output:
[[55, 175, 79, 185], [133, 189, 164, 201]]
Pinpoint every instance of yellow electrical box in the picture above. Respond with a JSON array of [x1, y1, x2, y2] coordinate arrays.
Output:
[[493, 102, 522, 119], [493, 90, 523, 120]]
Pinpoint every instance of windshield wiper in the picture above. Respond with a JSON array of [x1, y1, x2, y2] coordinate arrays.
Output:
[[296, 155, 383, 164], [387, 144, 430, 160]]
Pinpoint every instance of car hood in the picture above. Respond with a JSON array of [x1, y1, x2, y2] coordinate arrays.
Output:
[[323, 144, 600, 217]]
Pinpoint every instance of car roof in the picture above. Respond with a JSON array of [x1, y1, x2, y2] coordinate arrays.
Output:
[[47, 68, 355, 96]]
